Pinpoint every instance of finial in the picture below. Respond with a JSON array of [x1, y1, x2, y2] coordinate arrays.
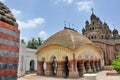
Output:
[[68, 23, 70, 27], [64, 21, 66, 27], [91, 8, 94, 14]]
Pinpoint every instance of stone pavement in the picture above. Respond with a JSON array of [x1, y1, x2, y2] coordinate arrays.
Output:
[[18, 70, 120, 80]]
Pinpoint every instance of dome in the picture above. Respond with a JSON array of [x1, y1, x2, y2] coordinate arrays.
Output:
[[39, 29, 93, 50], [103, 22, 109, 29], [90, 13, 96, 20], [113, 28, 118, 35], [0, 1, 18, 27], [85, 20, 89, 25]]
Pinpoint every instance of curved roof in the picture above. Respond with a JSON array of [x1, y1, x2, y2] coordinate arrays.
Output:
[[113, 28, 118, 35], [90, 13, 97, 20], [38, 29, 94, 51], [0, 1, 18, 27]]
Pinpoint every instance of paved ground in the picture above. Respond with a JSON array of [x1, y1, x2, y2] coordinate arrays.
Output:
[[18, 70, 120, 80]]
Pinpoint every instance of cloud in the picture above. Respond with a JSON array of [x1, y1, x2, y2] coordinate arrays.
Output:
[[0, 0, 5, 3], [76, 1, 94, 12], [39, 31, 48, 40], [17, 18, 45, 29], [51, 0, 73, 4], [11, 9, 22, 18]]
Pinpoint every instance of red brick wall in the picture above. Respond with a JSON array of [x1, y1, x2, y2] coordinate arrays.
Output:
[[0, 21, 20, 79]]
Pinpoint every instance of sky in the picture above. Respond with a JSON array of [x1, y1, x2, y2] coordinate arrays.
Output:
[[1, 0, 120, 41]]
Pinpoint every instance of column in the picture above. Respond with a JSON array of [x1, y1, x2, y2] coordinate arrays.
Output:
[[37, 61, 44, 75], [81, 59, 86, 74], [56, 61, 64, 77], [45, 62, 52, 76], [95, 60, 99, 72], [85, 60, 91, 73], [90, 60, 96, 73], [98, 60, 101, 71]]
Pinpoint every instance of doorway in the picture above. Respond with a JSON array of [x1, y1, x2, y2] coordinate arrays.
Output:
[[30, 60, 35, 71], [63, 56, 69, 78]]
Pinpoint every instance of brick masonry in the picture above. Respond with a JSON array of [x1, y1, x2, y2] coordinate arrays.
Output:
[[0, 20, 19, 80], [0, 2, 20, 80]]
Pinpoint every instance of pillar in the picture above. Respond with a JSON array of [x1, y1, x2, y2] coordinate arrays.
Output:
[[95, 60, 99, 72], [37, 61, 45, 75], [81, 59, 86, 74], [84, 60, 91, 73], [90, 60, 96, 73], [69, 60, 79, 78], [98, 60, 101, 71], [45, 62, 53, 76], [56, 61, 64, 77]]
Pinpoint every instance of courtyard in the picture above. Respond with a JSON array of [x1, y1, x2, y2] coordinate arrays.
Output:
[[18, 70, 120, 80]]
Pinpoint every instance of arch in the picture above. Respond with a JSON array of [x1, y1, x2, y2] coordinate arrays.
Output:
[[62, 56, 69, 78], [84, 60, 89, 73], [50, 56, 58, 76], [91, 36, 93, 39], [41, 57, 46, 75], [30, 60, 35, 71], [101, 35, 103, 39]]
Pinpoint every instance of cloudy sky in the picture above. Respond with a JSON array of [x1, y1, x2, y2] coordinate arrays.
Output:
[[1, 0, 120, 41]]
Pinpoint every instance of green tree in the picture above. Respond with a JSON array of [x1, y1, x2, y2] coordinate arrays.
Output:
[[112, 51, 120, 73], [27, 37, 43, 49], [21, 39, 26, 45]]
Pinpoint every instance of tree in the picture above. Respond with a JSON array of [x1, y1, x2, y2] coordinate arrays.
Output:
[[112, 51, 120, 73], [21, 39, 26, 45], [27, 37, 43, 49]]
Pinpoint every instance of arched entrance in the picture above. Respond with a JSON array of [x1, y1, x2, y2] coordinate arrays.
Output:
[[77, 60, 81, 76], [42, 57, 46, 75], [50, 56, 57, 76], [30, 60, 35, 71], [77, 56, 83, 77], [63, 56, 69, 78], [52, 56, 57, 76]]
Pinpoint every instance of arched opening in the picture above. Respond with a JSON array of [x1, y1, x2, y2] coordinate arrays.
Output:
[[84, 60, 90, 73], [41, 57, 46, 75], [84, 61, 87, 73], [77, 60, 82, 77], [30, 60, 35, 71], [63, 56, 69, 78], [90, 60, 95, 73], [51, 56, 57, 76]]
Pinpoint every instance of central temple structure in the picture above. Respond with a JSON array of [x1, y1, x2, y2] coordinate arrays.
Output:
[[36, 28, 103, 78]]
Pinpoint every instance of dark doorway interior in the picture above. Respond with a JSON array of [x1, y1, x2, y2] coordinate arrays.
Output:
[[30, 60, 35, 71], [63, 56, 69, 78]]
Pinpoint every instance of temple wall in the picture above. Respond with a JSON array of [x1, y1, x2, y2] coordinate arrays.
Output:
[[37, 44, 103, 78], [0, 21, 20, 80], [37, 45, 73, 61]]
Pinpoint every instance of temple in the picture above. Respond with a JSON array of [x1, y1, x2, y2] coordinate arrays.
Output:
[[82, 10, 120, 65], [0, 1, 20, 80], [36, 28, 103, 78]]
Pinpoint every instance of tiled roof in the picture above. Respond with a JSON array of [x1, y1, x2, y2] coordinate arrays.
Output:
[[38, 29, 93, 50]]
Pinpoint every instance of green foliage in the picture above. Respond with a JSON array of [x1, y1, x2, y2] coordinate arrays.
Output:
[[112, 51, 120, 73], [21, 39, 26, 45], [88, 69, 93, 74], [26, 37, 43, 49]]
